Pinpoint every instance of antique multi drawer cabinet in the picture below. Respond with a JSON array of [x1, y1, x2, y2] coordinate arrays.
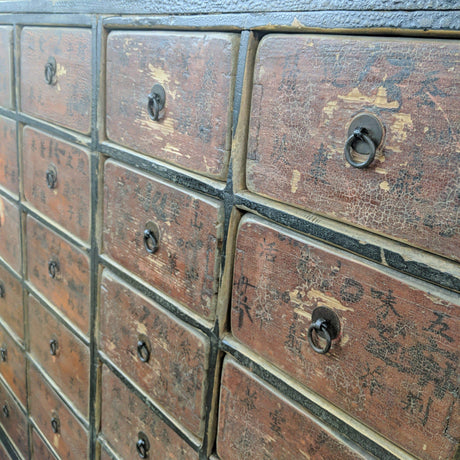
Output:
[[0, 1, 458, 459]]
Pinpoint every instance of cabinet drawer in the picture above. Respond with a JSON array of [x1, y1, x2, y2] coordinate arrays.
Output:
[[0, 27, 13, 109], [231, 215, 459, 460], [217, 358, 367, 460], [103, 160, 223, 319], [0, 327, 25, 407], [100, 366, 199, 460], [0, 116, 18, 196], [0, 265, 23, 341], [106, 31, 238, 179], [26, 216, 90, 335], [0, 379, 28, 459], [32, 429, 58, 460], [247, 35, 460, 261], [100, 271, 208, 437], [28, 295, 89, 418], [0, 196, 20, 272], [23, 127, 91, 241], [20, 27, 92, 134], [29, 364, 88, 460]]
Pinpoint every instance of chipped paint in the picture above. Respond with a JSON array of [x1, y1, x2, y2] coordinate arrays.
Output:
[[291, 169, 301, 193], [307, 289, 354, 312]]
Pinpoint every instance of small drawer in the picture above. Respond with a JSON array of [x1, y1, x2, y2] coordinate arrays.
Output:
[[217, 358, 367, 459], [0, 116, 18, 196], [28, 295, 89, 419], [0, 27, 13, 109], [100, 270, 208, 437], [32, 429, 58, 460], [106, 31, 238, 179], [0, 379, 28, 459], [101, 366, 198, 460], [26, 216, 90, 335], [20, 27, 92, 134], [231, 215, 459, 460], [23, 127, 91, 241], [247, 35, 460, 262], [29, 364, 88, 460], [0, 196, 20, 273], [103, 160, 223, 319], [0, 326, 26, 407], [0, 265, 23, 341]]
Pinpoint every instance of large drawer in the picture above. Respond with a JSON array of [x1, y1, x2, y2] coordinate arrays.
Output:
[[26, 216, 90, 335], [100, 271, 208, 437], [0, 265, 23, 341], [100, 366, 198, 460], [0, 27, 13, 109], [0, 196, 20, 273], [23, 127, 91, 242], [103, 160, 223, 319], [28, 295, 90, 418], [231, 214, 459, 460], [106, 31, 238, 179], [247, 35, 460, 262], [0, 116, 18, 197], [217, 358, 367, 459], [20, 27, 92, 134]]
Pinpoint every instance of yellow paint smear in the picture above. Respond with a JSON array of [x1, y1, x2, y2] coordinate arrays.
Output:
[[307, 289, 354, 312], [379, 181, 390, 191], [291, 169, 301, 193], [56, 63, 67, 78], [338, 86, 399, 110]]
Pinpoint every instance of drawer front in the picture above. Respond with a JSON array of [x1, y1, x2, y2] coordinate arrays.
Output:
[[0, 380, 28, 459], [0, 196, 20, 272], [103, 160, 223, 319], [29, 364, 88, 460], [101, 366, 199, 460], [106, 31, 238, 179], [0, 116, 18, 196], [100, 271, 208, 437], [231, 215, 459, 460], [0, 265, 23, 341], [247, 35, 460, 261], [26, 216, 90, 335], [0, 327, 25, 407], [32, 429, 58, 460], [28, 295, 89, 418], [23, 127, 91, 241], [0, 27, 13, 109], [217, 358, 366, 460], [20, 27, 92, 134]]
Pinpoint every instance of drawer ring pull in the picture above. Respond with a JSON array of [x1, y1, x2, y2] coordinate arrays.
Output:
[[0, 347, 7, 362], [147, 84, 166, 121], [136, 432, 150, 458], [49, 339, 58, 356], [2, 404, 9, 418], [344, 128, 376, 169], [48, 260, 60, 279], [308, 319, 332, 354], [46, 164, 58, 189], [143, 229, 159, 254], [137, 340, 150, 363], [0, 282, 4, 298], [51, 416, 60, 434], [44, 56, 57, 85], [307, 306, 340, 354]]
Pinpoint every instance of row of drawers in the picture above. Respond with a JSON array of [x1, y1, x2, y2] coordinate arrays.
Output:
[[1, 26, 459, 262]]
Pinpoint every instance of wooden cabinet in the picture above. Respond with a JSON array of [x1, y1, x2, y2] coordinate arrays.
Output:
[[0, 3, 458, 460]]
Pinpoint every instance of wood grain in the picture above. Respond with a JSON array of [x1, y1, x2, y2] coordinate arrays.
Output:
[[0, 27, 13, 109], [231, 215, 459, 460], [0, 116, 18, 197], [106, 31, 238, 179], [0, 196, 20, 273], [23, 127, 91, 241], [32, 429, 58, 460], [247, 34, 460, 262], [0, 265, 23, 341]]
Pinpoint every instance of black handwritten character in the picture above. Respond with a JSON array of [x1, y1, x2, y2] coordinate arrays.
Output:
[[233, 276, 255, 328]]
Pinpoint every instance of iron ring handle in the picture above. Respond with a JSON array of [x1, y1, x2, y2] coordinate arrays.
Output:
[[137, 340, 150, 363], [136, 438, 148, 458], [0, 347, 7, 362], [0, 283, 4, 298], [307, 318, 332, 354], [48, 260, 60, 279], [143, 229, 158, 254], [147, 94, 160, 121], [2, 404, 9, 418], [49, 339, 58, 356], [44, 57, 56, 85], [344, 128, 376, 169], [51, 416, 60, 434], [46, 166, 57, 189]]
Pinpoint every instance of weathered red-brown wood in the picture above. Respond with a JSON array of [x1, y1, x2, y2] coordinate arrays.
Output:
[[247, 35, 460, 262], [32, 429, 58, 460], [28, 295, 90, 418], [231, 215, 459, 460], [0, 116, 18, 196], [0, 265, 23, 341], [20, 27, 92, 134], [0, 196, 20, 273], [29, 364, 88, 460], [0, 379, 28, 458], [217, 358, 367, 459], [26, 216, 90, 335], [103, 160, 223, 319], [100, 271, 208, 437], [106, 31, 238, 179], [0, 27, 13, 109], [0, 325, 25, 407], [100, 366, 199, 460], [23, 127, 91, 241]]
